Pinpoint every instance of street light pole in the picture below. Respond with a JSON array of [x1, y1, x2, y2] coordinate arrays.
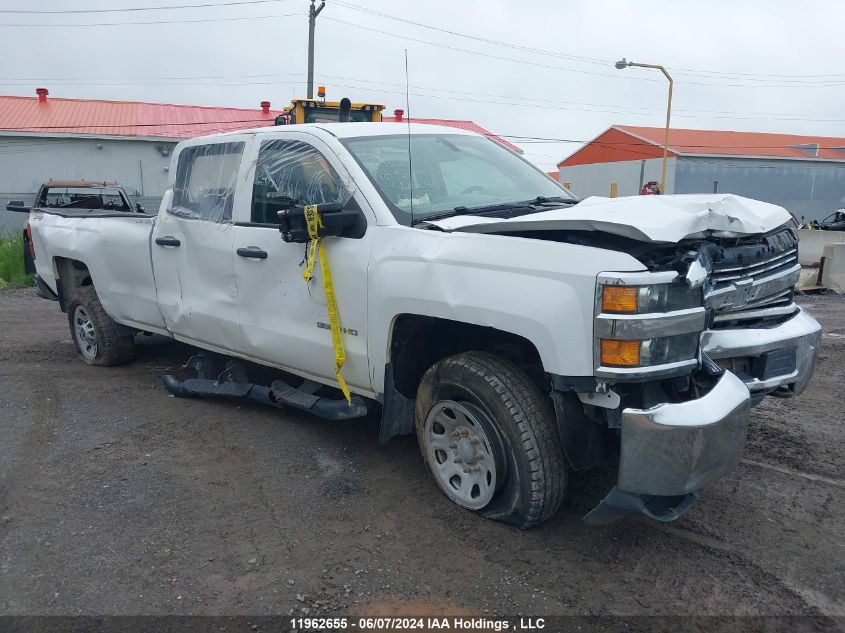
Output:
[[307, 0, 326, 99], [615, 58, 673, 194]]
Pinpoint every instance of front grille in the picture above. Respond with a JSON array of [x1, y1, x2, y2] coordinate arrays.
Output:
[[710, 248, 798, 284], [706, 229, 801, 328]]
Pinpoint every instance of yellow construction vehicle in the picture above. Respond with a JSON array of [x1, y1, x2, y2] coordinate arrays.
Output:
[[275, 87, 384, 125]]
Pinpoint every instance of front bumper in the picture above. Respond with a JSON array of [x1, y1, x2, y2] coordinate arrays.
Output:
[[701, 307, 821, 396], [617, 370, 751, 496], [584, 370, 751, 524]]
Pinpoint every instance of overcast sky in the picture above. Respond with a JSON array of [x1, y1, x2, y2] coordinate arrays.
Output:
[[1, 0, 843, 170]]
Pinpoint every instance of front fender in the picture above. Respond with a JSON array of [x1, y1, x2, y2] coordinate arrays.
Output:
[[367, 226, 644, 393]]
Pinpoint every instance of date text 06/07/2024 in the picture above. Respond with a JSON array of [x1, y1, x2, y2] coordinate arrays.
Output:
[[289, 616, 546, 630]]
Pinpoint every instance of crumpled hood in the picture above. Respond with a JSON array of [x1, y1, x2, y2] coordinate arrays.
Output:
[[423, 194, 793, 243]]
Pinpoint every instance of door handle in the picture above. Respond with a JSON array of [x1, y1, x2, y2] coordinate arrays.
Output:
[[237, 247, 268, 260], [155, 236, 181, 247]]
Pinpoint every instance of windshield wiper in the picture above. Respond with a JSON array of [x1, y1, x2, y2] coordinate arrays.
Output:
[[416, 202, 536, 224], [526, 196, 579, 206], [414, 196, 579, 225]]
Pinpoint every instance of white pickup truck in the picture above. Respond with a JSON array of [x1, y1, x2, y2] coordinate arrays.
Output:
[[13, 122, 821, 528]]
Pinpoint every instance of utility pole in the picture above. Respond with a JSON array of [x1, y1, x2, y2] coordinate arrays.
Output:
[[307, 0, 326, 99]]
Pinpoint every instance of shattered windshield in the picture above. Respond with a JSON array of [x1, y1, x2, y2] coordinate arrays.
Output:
[[341, 134, 576, 224]]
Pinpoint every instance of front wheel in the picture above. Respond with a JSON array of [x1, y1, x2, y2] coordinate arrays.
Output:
[[415, 351, 567, 528], [68, 286, 135, 366]]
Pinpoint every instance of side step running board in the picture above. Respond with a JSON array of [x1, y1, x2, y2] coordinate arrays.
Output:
[[161, 357, 368, 421]]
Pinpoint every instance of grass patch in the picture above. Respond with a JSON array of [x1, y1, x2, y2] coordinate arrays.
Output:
[[0, 231, 33, 289]]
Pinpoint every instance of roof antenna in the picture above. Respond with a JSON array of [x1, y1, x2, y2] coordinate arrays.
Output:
[[404, 48, 414, 227]]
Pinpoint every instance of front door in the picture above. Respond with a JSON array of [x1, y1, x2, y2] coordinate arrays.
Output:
[[151, 140, 246, 351], [232, 135, 371, 391]]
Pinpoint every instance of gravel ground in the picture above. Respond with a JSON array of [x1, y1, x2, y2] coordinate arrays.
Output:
[[0, 288, 843, 619]]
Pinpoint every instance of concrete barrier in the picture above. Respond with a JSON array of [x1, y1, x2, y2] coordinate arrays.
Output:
[[820, 243, 845, 293], [798, 229, 845, 265], [799, 266, 820, 288]]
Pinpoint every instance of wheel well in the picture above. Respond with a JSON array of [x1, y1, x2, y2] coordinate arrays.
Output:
[[389, 315, 544, 399], [54, 257, 93, 311]]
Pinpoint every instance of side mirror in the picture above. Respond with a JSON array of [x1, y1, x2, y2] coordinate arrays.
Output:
[[267, 193, 296, 209], [278, 200, 363, 243], [6, 200, 30, 213], [135, 202, 145, 213]]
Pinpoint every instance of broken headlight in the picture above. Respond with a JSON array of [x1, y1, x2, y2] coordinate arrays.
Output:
[[600, 333, 700, 368], [601, 283, 702, 314], [595, 273, 706, 378]]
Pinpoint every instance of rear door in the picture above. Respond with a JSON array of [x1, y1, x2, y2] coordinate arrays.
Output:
[[151, 139, 247, 351]]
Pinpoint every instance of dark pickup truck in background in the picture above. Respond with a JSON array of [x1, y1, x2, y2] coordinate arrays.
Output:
[[7, 179, 144, 286]]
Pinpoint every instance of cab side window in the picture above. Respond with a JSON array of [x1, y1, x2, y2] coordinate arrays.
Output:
[[251, 140, 343, 225], [171, 141, 244, 222]]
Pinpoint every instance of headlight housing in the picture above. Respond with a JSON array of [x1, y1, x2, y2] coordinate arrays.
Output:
[[595, 272, 706, 378], [600, 333, 700, 368], [601, 283, 701, 314]]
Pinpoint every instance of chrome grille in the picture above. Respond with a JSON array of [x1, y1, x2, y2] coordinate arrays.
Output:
[[706, 231, 800, 328], [709, 248, 798, 283]]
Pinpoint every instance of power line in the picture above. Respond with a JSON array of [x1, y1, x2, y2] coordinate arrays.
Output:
[[3, 0, 842, 82], [321, 17, 845, 89], [1, 71, 841, 122], [0, 0, 289, 14], [2, 119, 844, 152], [315, 74, 845, 119], [498, 134, 845, 151], [0, 12, 301, 27], [3, 2, 842, 89], [1, 78, 843, 122], [314, 80, 845, 122], [3, 0, 842, 87], [330, 0, 610, 68], [330, 0, 845, 82], [320, 17, 664, 85]]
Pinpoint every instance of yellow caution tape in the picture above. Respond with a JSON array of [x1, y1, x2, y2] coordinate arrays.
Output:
[[302, 204, 352, 405]]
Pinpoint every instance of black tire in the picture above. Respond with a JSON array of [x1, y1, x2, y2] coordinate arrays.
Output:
[[415, 351, 567, 529], [67, 285, 135, 366]]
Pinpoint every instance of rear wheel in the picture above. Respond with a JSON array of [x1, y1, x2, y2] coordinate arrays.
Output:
[[415, 351, 567, 528], [68, 286, 135, 366]]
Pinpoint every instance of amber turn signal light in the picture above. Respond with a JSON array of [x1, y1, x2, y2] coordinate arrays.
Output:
[[601, 286, 639, 313], [600, 339, 641, 367]]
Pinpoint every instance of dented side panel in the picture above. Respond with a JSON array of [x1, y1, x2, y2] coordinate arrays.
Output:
[[366, 226, 645, 392], [149, 136, 255, 351], [28, 211, 167, 333]]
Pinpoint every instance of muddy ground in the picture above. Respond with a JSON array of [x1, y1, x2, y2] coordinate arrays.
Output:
[[0, 288, 843, 620]]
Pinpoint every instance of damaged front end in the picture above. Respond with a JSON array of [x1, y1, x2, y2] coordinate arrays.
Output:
[[583, 363, 750, 524], [559, 225, 821, 524]]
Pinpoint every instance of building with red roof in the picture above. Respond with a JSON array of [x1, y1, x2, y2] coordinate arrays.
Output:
[[556, 125, 845, 221], [0, 90, 519, 229], [0, 93, 517, 149], [382, 109, 521, 153]]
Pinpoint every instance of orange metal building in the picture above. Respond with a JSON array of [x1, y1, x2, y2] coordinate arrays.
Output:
[[556, 125, 845, 221]]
